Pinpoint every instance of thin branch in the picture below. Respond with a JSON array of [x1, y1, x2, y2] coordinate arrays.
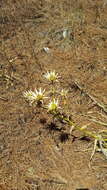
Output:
[[73, 79, 107, 113]]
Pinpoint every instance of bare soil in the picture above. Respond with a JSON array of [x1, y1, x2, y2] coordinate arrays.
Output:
[[0, 0, 107, 189]]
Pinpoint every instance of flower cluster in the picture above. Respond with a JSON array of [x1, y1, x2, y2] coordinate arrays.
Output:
[[23, 70, 107, 160], [23, 71, 68, 112]]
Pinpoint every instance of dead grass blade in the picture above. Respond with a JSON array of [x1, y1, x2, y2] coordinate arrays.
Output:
[[73, 79, 107, 113]]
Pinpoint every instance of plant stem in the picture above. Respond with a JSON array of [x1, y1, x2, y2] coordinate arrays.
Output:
[[53, 112, 101, 140]]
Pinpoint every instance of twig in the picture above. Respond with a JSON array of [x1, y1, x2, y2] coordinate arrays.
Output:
[[88, 118, 107, 127], [73, 80, 107, 113], [42, 178, 67, 185], [90, 139, 98, 161], [0, 96, 8, 101], [0, 73, 22, 83], [82, 114, 107, 127]]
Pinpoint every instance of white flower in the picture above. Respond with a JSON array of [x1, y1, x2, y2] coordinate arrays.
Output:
[[47, 99, 59, 112], [34, 88, 47, 102], [23, 90, 36, 104], [44, 71, 60, 82], [60, 89, 68, 98], [23, 88, 47, 104]]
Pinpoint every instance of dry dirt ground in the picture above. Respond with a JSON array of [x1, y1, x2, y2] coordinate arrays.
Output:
[[0, 0, 107, 190]]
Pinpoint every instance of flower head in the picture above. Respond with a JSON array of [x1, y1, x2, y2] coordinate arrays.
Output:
[[44, 71, 60, 82], [60, 89, 68, 98], [34, 88, 47, 103], [47, 99, 59, 112], [23, 90, 36, 104], [23, 88, 47, 104]]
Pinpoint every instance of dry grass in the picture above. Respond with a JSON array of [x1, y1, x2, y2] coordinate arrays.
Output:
[[0, 0, 107, 189]]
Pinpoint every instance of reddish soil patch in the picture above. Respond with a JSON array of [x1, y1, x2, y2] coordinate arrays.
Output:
[[0, 0, 107, 189]]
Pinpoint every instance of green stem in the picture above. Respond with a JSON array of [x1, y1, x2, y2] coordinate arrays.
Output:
[[53, 112, 101, 140]]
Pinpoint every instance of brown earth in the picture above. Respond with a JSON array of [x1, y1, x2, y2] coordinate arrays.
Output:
[[0, 0, 107, 189]]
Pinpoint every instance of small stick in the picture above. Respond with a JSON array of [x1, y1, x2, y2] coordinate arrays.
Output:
[[88, 118, 107, 127], [90, 139, 98, 161], [73, 79, 107, 113], [0, 96, 8, 101]]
